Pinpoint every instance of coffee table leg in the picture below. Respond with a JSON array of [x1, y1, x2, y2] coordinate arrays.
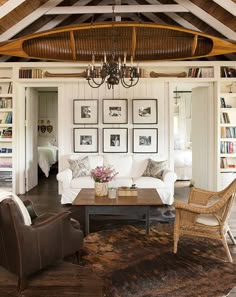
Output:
[[85, 206, 90, 236], [146, 207, 150, 235]]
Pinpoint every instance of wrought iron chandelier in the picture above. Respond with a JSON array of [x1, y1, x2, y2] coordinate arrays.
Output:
[[86, 1, 140, 89], [86, 53, 140, 89]]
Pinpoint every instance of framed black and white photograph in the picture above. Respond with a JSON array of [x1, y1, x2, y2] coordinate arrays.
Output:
[[73, 128, 98, 153], [73, 99, 98, 124], [103, 128, 128, 153], [133, 128, 158, 153], [132, 99, 158, 124], [103, 99, 128, 124]]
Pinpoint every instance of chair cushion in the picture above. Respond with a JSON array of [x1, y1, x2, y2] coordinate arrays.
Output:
[[195, 214, 219, 226], [0, 190, 32, 226]]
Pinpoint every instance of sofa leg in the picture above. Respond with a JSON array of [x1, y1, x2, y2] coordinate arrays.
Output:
[[17, 276, 27, 293]]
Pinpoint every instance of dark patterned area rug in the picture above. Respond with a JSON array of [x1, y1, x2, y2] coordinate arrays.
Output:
[[81, 224, 236, 297]]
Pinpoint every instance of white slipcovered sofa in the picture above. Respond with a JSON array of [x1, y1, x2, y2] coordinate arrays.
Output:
[[57, 154, 177, 205]]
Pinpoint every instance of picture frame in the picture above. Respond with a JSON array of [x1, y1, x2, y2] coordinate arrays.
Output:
[[103, 99, 128, 124], [73, 128, 98, 153], [73, 99, 98, 124], [103, 128, 128, 153], [132, 99, 158, 124], [133, 128, 158, 153]]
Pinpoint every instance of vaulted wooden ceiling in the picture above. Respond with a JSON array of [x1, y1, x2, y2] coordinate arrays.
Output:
[[0, 0, 236, 62]]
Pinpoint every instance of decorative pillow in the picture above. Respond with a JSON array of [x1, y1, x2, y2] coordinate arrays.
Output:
[[142, 159, 167, 179], [68, 156, 90, 178]]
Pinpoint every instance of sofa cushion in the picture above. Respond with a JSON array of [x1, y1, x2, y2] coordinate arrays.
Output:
[[68, 156, 90, 178], [133, 176, 166, 189], [131, 155, 149, 178], [112, 177, 133, 188], [142, 159, 167, 179], [104, 155, 132, 177], [88, 155, 103, 170], [70, 176, 95, 189]]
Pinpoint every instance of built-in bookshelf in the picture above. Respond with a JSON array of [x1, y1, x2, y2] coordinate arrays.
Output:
[[219, 86, 236, 189], [0, 66, 13, 191], [221, 66, 236, 78]]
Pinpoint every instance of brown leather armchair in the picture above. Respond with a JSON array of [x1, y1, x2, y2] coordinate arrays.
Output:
[[0, 198, 83, 292]]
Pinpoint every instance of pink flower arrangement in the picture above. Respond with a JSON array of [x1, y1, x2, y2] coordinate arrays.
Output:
[[90, 165, 118, 183]]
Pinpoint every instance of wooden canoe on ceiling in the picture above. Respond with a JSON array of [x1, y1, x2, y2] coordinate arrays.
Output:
[[0, 22, 236, 62]]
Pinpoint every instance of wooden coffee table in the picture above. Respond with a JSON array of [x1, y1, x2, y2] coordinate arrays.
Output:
[[72, 188, 163, 235]]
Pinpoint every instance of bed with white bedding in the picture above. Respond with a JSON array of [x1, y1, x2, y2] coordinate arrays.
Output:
[[174, 149, 192, 180], [38, 145, 58, 177], [37, 136, 58, 177]]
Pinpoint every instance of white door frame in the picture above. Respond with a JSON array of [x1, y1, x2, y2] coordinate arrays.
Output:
[[15, 82, 63, 194]]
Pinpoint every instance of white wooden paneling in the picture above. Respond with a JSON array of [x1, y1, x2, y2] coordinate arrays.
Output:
[[58, 79, 167, 172], [25, 88, 38, 192], [191, 86, 216, 190]]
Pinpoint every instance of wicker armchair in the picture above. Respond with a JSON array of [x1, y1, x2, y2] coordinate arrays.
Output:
[[173, 179, 236, 262]]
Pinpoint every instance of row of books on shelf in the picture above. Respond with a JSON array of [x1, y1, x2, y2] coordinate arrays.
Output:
[[221, 127, 236, 138], [0, 112, 12, 124], [19, 68, 43, 79], [187, 67, 214, 78], [221, 67, 236, 78], [220, 157, 236, 169], [220, 112, 230, 123], [0, 159, 12, 168], [0, 127, 12, 138], [0, 98, 12, 109], [0, 174, 12, 182], [220, 97, 232, 108], [220, 141, 236, 154], [0, 148, 12, 153]]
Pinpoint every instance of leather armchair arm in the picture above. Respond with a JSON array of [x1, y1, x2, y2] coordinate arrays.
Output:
[[31, 211, 71, 228]]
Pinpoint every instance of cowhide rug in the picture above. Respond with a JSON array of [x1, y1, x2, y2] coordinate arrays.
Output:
[[81, 224, 236, 297]]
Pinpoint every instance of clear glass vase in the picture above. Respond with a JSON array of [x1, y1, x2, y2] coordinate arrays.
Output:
[[95, 182, 108, 196]]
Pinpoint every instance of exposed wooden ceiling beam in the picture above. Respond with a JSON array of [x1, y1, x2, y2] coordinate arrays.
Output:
[[36, 0, 93, 32], [145, 0, 199, 31], [174, 0, 236, 40], [212, 0, 236, 17], [0, 0, 64, 42], [45, 4, 188, 15], [125, 0, 166, 24], [0, 0, 26, 19]]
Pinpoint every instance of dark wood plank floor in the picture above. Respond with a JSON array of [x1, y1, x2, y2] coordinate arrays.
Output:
[[0, 173, 235, 297]]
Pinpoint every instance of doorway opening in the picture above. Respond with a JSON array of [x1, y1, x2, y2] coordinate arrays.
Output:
[[25, 87, 58, 192]]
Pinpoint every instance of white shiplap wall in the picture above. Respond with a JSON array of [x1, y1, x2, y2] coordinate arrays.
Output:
[[58, 79, 168, 172]]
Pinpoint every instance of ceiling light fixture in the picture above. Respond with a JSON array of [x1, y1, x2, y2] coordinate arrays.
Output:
[[86, 1, 140, 89], [86, 52, 140, 89]]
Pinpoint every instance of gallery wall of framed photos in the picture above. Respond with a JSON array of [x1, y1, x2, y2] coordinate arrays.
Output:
[[72, 98, 159, 154]]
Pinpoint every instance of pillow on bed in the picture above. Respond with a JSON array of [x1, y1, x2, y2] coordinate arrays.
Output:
[[142, 159, 167, 179], [68, 156, 90, 178]]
